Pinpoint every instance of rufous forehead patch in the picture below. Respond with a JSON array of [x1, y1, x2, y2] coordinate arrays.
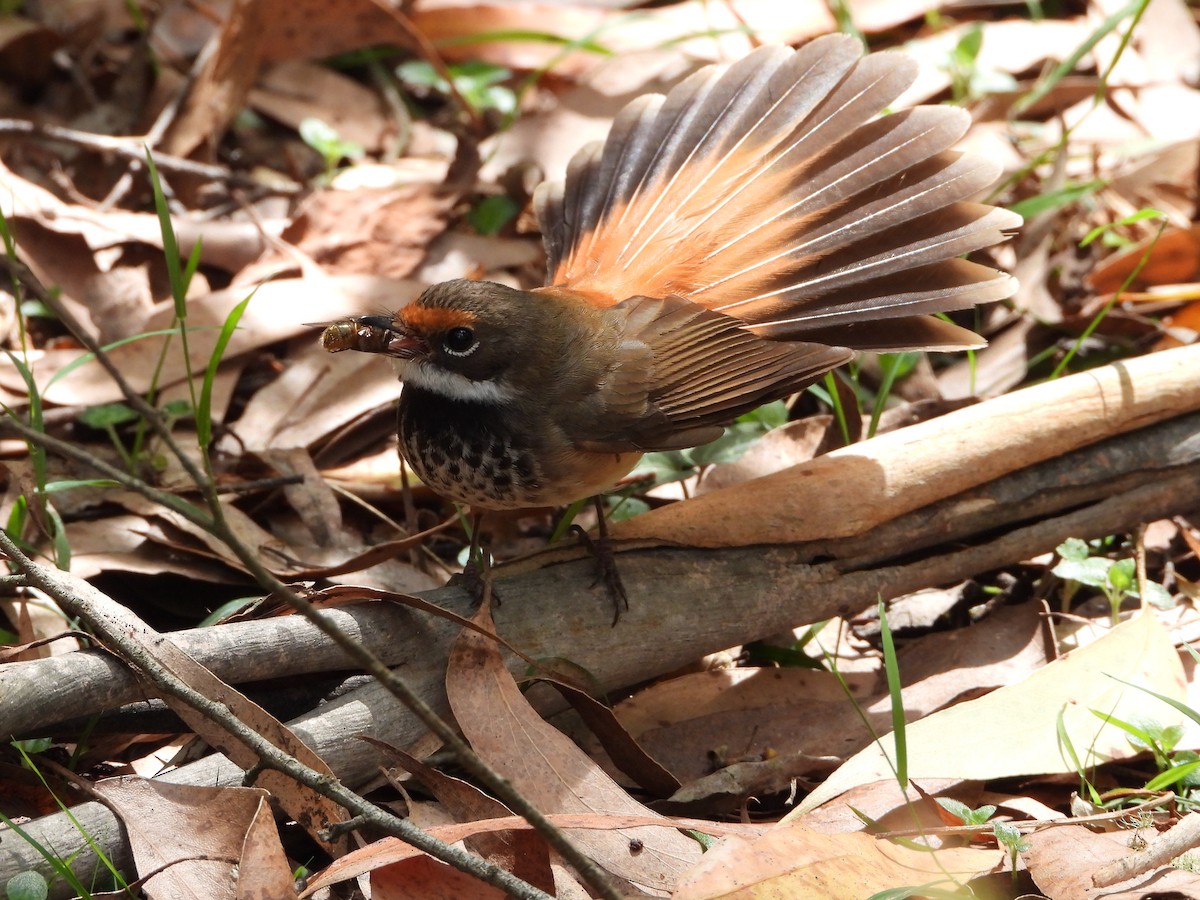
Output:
[[397, 304, 476, 333]]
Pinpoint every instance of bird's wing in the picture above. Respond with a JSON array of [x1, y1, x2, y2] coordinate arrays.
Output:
[[573, 296, 851, 453], [534, 35, 1020, 352]]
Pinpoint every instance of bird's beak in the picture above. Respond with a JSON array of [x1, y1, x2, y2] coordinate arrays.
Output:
[[342, 315, 428, 359], [382, 325, 428, 360]]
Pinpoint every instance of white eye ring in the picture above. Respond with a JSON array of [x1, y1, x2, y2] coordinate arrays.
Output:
[[443, 326, 479, 358]]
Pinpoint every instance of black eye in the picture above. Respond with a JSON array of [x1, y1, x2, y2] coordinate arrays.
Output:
[[443, 326, 477, 357]]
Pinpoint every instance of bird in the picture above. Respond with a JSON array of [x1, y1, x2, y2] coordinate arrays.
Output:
[[322, 35, 1020, 559]]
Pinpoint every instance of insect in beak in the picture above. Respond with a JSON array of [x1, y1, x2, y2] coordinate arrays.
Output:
[[317, 315, 416, 356]]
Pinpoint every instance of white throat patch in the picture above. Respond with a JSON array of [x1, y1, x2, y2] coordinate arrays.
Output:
[[394, 359, 515, 405]]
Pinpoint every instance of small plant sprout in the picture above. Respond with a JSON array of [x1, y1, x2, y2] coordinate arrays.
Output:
[[396, 59, 517, 116], [936, 798, 997, 827], [1052, 537, 1174, 624], [298, 118, 366, 179], [992, 821, 1030, 875]]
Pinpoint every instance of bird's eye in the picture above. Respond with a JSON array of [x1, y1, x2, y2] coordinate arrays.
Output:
[[443, 326, 478, 357]]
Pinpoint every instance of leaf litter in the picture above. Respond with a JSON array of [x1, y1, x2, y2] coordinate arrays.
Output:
[[1, 0, 1200, 897]]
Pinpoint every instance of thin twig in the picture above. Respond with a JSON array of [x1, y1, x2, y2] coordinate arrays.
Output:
[[0, 257, 213, 497], [0, 119, 298, 193]]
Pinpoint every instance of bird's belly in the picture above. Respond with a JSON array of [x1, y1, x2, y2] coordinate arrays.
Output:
[[398, 388, 639, 511]]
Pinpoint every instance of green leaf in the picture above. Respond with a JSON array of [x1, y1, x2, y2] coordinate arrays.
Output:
[[992, 820, 1030, 853], [45, 327, 195, 391], [934, 797, 971, 820], [1012, 0, 1146, 116], [77, 403, 139, 429], [396, 59, 446, 89], [1056, 538, 1091, 561], [197, 596, 261, 626], [1140, 581, 1176, 609], [144, 149, 190, 316], [1107, 558, 1135, 594], [936, 799, 997, 826], [737, 399, 788, 429], [1081, 207, 1165, 248], [198, 292, 254, 448], [298, 117, 364, 164], [434, 28, 614, 57], [1009, 181, 1105, 220], [5, 870, 49, 900], [1146, 759, 1200, 792], [19, 299, 54, 319], [1052, 555, 1112, 588], [878, 600, 907, 789], [161, 399, 193, 420], [607, 496, 649, 523], [44, 501, 70, 570], [687, 422, 763, 466], [468, 195, 519, 235], [397, 59, 516, 114], [629, 450, 694, 485], [40, 479, 122, 493]]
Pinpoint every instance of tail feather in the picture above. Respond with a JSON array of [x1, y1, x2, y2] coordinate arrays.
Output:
[[533, 35, 1020, 351]]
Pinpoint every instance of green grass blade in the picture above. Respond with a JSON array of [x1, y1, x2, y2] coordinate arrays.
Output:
[[1107, 673, 1200, 729], [43, 328, 199, 391], [0, 808, 93, 897], [435, 28, 613, 56], [1012, 0, 1144, 116], [878, 599, 907, 788], [143, 149, 188, 317], [197, 292, 255, 449], [822, 372, 852, 446]]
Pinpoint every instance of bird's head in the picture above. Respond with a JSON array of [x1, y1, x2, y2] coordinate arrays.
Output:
[[381, 279, 580, 405]]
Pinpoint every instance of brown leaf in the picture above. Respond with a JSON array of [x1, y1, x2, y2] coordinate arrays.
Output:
[[617, 602, 1047, 787], [58, 570, 350, 856], [1024, 823, 1200, 899], [795, 612, 1185, 816], [445, 602, 702, 892], [366, 739, 556, 893], [91, 778, 296, 899], [371, 855, 508, 900], [275, 186, 454, 280], [675, 822, 1000, 899], [301, 813, 754, 896], [249, 61, 391, 153], [1086, 225, 1200, 295]]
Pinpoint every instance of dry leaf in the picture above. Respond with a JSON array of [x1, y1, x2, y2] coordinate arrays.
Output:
[[617, 602, 1046, 785], [249, 60, 391, 153], [302, 813, 754, 896], [1024, 823, 1200, 899], [675, 821, 1000, 899], [273, 186, 454, 280], [91, 778, 296, 900], [445, 603, 703, 892], [373, 742, 555, 893], [794, 612, 1185, 815]]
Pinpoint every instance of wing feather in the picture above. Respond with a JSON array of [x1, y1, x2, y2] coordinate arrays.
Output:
[[535, 35, 1019, 353]]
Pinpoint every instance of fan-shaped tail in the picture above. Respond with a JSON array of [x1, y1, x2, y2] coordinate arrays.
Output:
[[534, 35, 1019, 351]]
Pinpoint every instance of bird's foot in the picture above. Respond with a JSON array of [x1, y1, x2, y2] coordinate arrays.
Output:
[[570, 522, 628, 626], [449, 552, 500, 608]]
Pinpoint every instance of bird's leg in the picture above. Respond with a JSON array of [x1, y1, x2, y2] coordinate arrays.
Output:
[[570, 495, 629, 626], [450, 510, 500, 606]]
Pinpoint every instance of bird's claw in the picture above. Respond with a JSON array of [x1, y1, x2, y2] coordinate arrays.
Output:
[[570, 523, 629, 626]]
